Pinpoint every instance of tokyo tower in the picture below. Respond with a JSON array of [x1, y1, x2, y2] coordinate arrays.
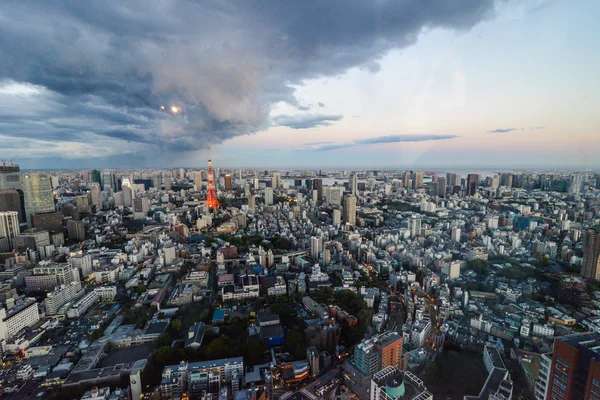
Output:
[[205, 153, 220, 209]]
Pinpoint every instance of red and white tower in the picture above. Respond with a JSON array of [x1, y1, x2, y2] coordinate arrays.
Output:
[[205, 153, 220, 209]]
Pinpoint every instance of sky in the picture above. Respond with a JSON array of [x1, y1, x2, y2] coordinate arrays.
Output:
[[0, 0, 599, 170]]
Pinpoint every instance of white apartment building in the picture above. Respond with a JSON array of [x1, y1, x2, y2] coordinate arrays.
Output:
[[44, 281, 84, 315], [93, 285, 117, 300], [0, 298, 40, 341], [66, 291, 99, 319]]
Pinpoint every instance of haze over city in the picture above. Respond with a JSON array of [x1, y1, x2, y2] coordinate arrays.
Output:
[[1, 0, 599, 169]]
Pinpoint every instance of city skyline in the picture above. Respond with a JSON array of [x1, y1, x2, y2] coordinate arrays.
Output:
[[1, 0, 599, 169]]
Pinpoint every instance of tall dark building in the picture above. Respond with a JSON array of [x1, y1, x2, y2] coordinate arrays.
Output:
[[314, 179, 323, 201], [31, 211, 63, 233], [224, 174, 232, 191], [0, 189, 25, 223], [91, 169, 101, 184], [467, 174, 479, 196], [547, 333, 600, 400]]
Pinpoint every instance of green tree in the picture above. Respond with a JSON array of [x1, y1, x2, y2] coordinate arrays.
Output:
[[157, 312, 166, 320], [90, 329, 104, 341], [154, 333, 172, 348], [247, 340, 268, 365], [171, 318, 182, 333], [155, 346, 174, 365]]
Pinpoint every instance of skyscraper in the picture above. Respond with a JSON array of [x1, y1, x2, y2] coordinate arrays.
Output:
[[90, 169, 101, 185], [314, 179, 323, 201], [437, 176, 447, 197], [225, 174, 232, 191], [349, 173, 358, 195], [101, 170, 116, 191], [402, 171, 411, 188], [0, 189, 25, 223], [194, 171, 203, 190], [310, 236, 322, 260], [326, 186, 343, 206], [409, 215, 421, 238], [466, 174, 479, 196], [0, 161, 21, 190], [343, 194, 357, 226], [264, 187, 274, 206], [90, 183, 102, 210], [582, 226, 600, 280], [22, 173, 55, 225], [0, 211, 20, 249], [413, 172, 424, 189], [272, 172, 281, 189], [248, 195, 256, 213], [122, 185, 133, 208]]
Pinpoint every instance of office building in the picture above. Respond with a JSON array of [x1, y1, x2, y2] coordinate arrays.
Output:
[[350, 173, 358, 195], [101, 170, 116, 191], [326, 186, 343, 206], [31, 211, 63, 233], [314, 179, 323, 201], [332, 209, 341, 225], [67, 220, 85, 242], [264, 187, 274, 206], [122, 185, 133, 208], [33, 263, 79, 285], [0, 211, 20, 249], [467, 174, 479, 196], [272, 172, 281, 189], [413, 172, 424, 189], [344, 194, 357, 226], [437, 176, 446, 197], [409, 215, 421, 238], [582, 226, 600, 280], [224, 174, 232, 191], [402, 171, 411, 188], [90, 183, 102, 209], [0, 298, 40, 341], [22, 173, 54, 225], [354, 331, 403, 376], [194, 171, 203, 190], [311, 236, 322, 261], [0, 189, 25, 223], [543, 333, 600, 400], [248, 195, 256, 213], [0, 162, 21, 190], [91, 169, 101, 185]]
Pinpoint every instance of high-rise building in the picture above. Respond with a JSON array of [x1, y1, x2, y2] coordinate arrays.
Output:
[[547, 333, 600, 400], [0, 211, 20, 249], [344, 194, 357, 226], [582, 226, 600, 280], [264, 188, 274, 206], [90, 170, 101, 185], [248, 195, 256, 213], [413, 172, 424, 189], [349, 173, 358, 195], [31, 211, 63, 233], [314, 179, 323, 201], [467, 174, 479, 196], [67, 220, 85, 242], [332, 209, 341, 225], [310, 236, 322, 260], [409, 215, 421, 238], [100, 170, 116, 191], [326, 186, 343, 206], [122, 185, 133, 208], [22, 173, 55, 225], [354, 331, 403, 376], [0, 189, 25, 223], [437, 176, 447, 197], [90, 183, 102, 210], [194, 171, 203, 190], [307, 347, 320, 378], [225, 174, 232, 191], [0, 162, 21, 191], [272, 172, 281, 189], [402, 171, 411, 188]]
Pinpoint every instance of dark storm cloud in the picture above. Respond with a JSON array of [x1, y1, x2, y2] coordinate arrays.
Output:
[[273, 114, 343, 129], [0, 0, 497, 160], [311, 134, 459, 151]]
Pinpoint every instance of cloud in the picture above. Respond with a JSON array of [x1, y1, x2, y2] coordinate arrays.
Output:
[[311, 134, 458, 151], [303, 141, 335, 146], [489, 128, 517, 133], [488, 126, 546, 133], [273, 114, 343, 129], [318, 102, 325, 108], [0, 0, 497, 162]]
